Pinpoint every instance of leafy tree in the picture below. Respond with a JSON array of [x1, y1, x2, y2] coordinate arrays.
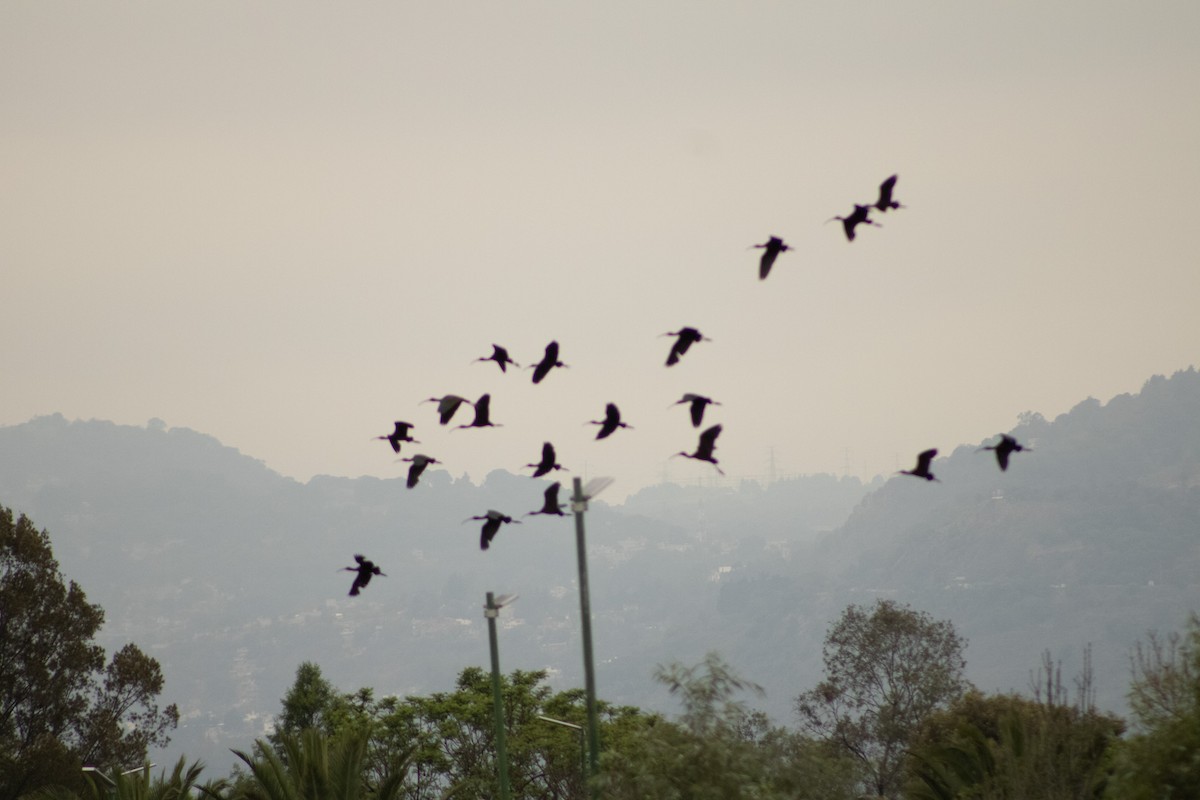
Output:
[[265, 663, 647, 799], [269, 668, 409, 791], [1124, 622, 1196, 731], [272, 663, 339, 740], [232, 728, 404, 800], [77, 644, 179, 772], [905, 690, 1123, 800], [393, 667, 613, 800], [0, 506, 178, 800], [594, 652, 857, 800], [1106, 615, 1200, 798], [794, 599, 968, 799]]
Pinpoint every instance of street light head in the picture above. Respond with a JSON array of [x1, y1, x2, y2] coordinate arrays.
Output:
[[582, 477, 614, 500], [484, 593, 519, 617], [81, 767, 116, 789]]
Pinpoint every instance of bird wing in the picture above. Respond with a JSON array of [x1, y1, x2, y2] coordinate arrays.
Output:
[[878, 174, 897, 204], [480, 519, 501, 549], [759, 249, 778, 280], [406, 462, 424, 488], [916, 448, 938, 471], [437, 396, 465, 424]]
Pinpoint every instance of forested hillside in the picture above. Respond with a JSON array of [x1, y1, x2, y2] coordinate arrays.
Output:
[[0, 367, 1196, 776]]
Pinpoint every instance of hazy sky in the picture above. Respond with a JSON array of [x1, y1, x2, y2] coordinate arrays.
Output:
[[3, 2, 1198, 501]]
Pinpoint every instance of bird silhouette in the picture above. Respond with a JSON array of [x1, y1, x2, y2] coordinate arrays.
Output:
[[526, 482, 567, 517], [673, 424, 725, 475], [400, 454, 441, 488], [752, 236, 792, 280], [899, 448, 939, 482], [977, 434, 1030, 471], [465, 510, 522, 550], [873, 174, 905, 212], [530, 340, 568, 384], [456, 393, 500, 430], [343, 554, 386, 596], [474, 344, 520, 373], [588, 403, 632, 440], [827, 204, 881, 241], [374, 421, 418, 453], [423, 395, 471, 426], [663, 327, 710, 366], [672, 393, 721, 428], [524, 442, 567, 478]]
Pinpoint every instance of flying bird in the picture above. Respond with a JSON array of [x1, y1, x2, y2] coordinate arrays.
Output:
[[671, 393, 721, 428], [673, 424, 725, 475], [400, 454, 441, 488], [423, 395, 472, 426], [465, 510, 522, 550], [827, 204, 880, 242], [752, 236, 792, 280], [873, 174, 905, 212], [457, 393, 500, 430], [524, 442, 567, 478], [899, 449, 939, 482], [588, 403, 632, 440], [663, 327, 710, 366], [474, 344, 520, 373], [526, 482, 567, 517], [374, 421, 418, 453], [530, 340, 568, 384], [343, 554, 386, 596], [978, 434, 1030, 471]]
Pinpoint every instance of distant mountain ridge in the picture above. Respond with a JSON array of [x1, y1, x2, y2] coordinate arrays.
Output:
[[1, 366, 1197, 776]]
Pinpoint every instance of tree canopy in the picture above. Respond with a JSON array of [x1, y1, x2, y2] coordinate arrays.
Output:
[[795, 599, 968, 799], [1106, 615, 1200, 798], [905, 689, 1124, 800], [595, 652, 857, 800], [0, 505, 178, 799]]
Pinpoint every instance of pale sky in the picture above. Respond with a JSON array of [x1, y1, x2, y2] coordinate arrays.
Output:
[[3, 2, 1198, 501]]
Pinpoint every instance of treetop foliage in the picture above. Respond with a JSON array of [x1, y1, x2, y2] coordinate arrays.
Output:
[[0, 505, 178, 800], [796, 599, 968, 799]]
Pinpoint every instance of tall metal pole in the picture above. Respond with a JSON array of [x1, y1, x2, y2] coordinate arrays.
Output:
[[485, 592, 513, 800], [570, 477, 601, 789]]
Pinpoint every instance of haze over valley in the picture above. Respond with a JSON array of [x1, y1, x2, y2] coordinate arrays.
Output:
[[2, 366, 1197, 775]]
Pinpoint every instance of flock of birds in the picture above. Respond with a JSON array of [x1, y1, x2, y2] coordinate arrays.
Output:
[[342, 175, 1030, 595]]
